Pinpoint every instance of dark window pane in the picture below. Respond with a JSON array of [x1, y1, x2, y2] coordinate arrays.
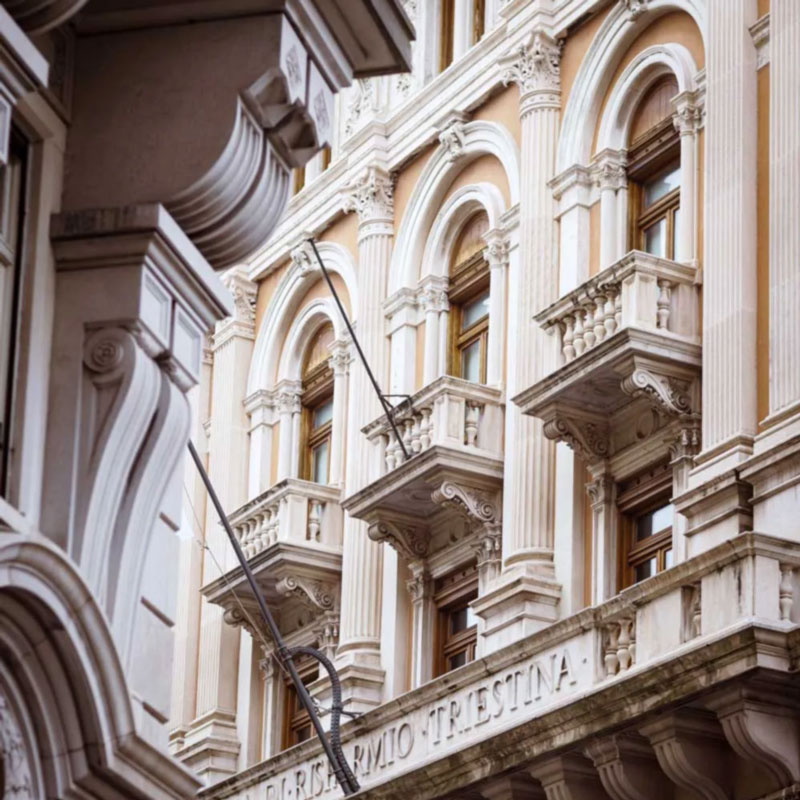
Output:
[[634, 557, 658, 584], [448, 651, 468, 670]]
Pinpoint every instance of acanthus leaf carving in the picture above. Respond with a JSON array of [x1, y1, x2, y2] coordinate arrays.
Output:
[[0, 690, 34, 799], [438, 120, 467, 162], [276, 575, 336, 612], [368, 519, 429, 560], [620, 369, 693, 417], [290, 237, 316, 276], [430, 481, 499, 529], [341, 166, 394, 223], [221, 267, 257, 326], [543, 415, 610, 462], [500, 31, 561, 99]]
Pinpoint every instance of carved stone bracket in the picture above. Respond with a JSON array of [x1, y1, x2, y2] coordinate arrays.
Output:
[[620, 369, 694, 417], [430, 481, 499, 528], [368, 518, 429, 560], [543, 415, 610, 463], [275, 575, 337, 612], [585, 733, 672, 800], [289, 236, 316, 276], [437, 115, 468, 162]]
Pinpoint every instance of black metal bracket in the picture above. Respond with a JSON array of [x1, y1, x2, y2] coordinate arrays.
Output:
[[307, 238, 412, 462], [187, 442, 360, 795]]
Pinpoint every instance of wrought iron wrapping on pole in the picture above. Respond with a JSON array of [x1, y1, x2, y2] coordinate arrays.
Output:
[[307, 237, 411, 462], [186, 441, 360, 796]]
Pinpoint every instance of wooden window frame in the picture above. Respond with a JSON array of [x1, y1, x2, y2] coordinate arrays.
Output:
[[282, 659, 319, 750], [433, 565, 479, 677], [627, 118, 681, 261], [449, 250, 490, 385], [439, 0, 455, 72], [472, 0, 485, 45], [293, 165, 306, 196], [617, 464, 674, 590], [301, 360, 333, 484], [0, 128, 29, 500]]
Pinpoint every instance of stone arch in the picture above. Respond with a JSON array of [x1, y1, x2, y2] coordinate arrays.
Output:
[[557, 0, 706, 173], [0, 534, 196, 798], [596, 43, 699, 154], [421, 182, 507, 281], [277, 298, 344, 383], [390, 119, 519, 293], [247, 240, 358, 395]]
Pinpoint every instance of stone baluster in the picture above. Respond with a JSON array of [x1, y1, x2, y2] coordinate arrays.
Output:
[[656, 280, 672, 330], [465, 402, 481, 446], [779, 564, 794, 622]]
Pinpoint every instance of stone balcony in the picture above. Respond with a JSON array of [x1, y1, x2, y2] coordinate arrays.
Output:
[[344, 375, 504, 564], [204, 479, 343, 655], [201, 532, 800, 800], [515, 250, 701, 468]]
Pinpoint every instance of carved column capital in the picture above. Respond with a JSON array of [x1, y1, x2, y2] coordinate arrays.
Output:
[[672, 92, 703, 137], [341, 165, 394, 225], [328, 339, 352, 376], [405, 570, 433, 604], [483, 228, 511, 269], [500, 31, 561, 113], [592, 151, 628, 191]]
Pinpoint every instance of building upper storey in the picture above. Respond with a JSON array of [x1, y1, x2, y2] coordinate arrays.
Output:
[[170, 0, 800, 798]]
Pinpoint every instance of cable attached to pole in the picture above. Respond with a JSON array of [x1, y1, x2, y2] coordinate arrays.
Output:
[[307, 237, 411, 462], [187, 441, 360, 796]]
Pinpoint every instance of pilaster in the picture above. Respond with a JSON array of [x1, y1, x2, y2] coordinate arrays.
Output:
[[336, 164, 393, 710], [691, 0, 759, 486], [477, 30, 562, 650]]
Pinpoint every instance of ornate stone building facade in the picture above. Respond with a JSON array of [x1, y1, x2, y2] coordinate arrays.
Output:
[[178, 1, 800, 799], [0, 1, 411, 797]]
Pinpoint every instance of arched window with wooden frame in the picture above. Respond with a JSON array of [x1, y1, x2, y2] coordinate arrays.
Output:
[[627, 77, 681, 260], [301, 323, 335, 485], [448, 211, 490, 385]]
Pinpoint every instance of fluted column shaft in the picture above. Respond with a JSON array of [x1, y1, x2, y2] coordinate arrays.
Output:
[[336, 168, 393, 691], [500, 32, 561, 576], [768, 0, 800, 421], [696, 0, 758, 475], [328, 341, 350, 487]]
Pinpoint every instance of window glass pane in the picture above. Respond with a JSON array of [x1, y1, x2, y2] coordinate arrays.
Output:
[[672, 207, 680, 257], [461, 338, 482, 383], [644, 164, 680, 207], [312, 440, 329, 484], [636, 502, 673, 541], [312, 398, 333, 429], [448, 651, 468, 670], [644, 218, 667, 257], [461, 291, 490, 331], [664, 548, 674, 569], [295, 725, 311, 743], [450, 605, 477, 634], [634, 557, 658, 584]]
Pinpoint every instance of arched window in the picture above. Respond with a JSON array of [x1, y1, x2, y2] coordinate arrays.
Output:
[[627, 77, 681, 260], [448, 211, 490, 384], [301, 323, 334, 484]]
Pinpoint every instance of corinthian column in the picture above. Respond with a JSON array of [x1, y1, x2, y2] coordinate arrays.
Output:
[[336, 165, 393, 709], [473, 31, 562, 649]]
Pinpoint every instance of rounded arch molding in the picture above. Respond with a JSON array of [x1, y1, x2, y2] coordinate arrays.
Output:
[[558, 0, 706, 172], [421, 182, 507, 281], [247, 241, 358, 395], [0, 535, 196, 798], [277, 298, 346, 383], [390, 119, 520, 293]]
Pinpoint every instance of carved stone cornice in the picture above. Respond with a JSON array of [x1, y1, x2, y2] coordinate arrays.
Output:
[[368, 518, 429, 560], [341, 165, 394, 224], [500, 31, 561, 112], [620, 369, 694, 417], [543, 415, 610, 463], [276, 575, 337, 612]]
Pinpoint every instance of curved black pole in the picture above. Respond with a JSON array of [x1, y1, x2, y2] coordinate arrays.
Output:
[[187, 440, 359, 795]]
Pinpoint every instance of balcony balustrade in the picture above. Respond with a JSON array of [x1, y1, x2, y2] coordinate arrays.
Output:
[[204, 479, 343, 652], [344, 375, 505, 564], [515, 250, 702, 467]]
